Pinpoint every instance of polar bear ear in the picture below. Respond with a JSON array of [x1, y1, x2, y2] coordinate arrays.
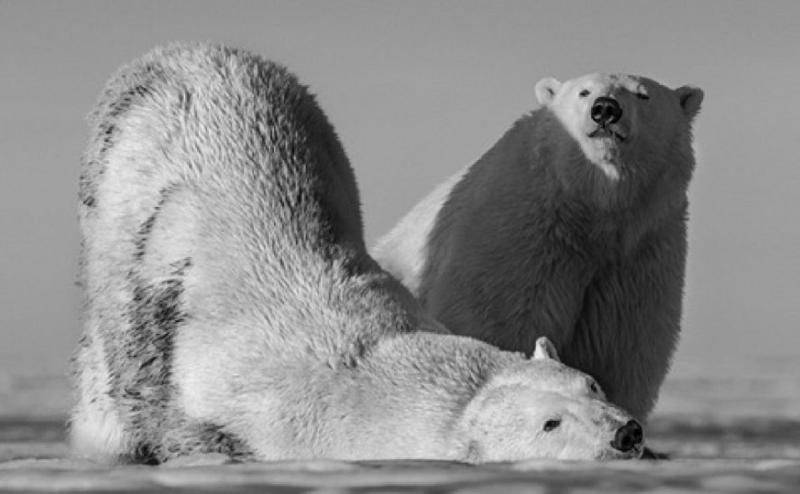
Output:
[[535, 77, 562, 106], [675, 86, 704, 121], [532, 337, 561, 362]]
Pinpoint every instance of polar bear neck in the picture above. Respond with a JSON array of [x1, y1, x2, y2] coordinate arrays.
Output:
[[429, 111, 689, 259], [547, 102, 621, 182], [526, 109, 686, 218]]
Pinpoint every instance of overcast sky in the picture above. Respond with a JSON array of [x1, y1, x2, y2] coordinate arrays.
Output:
[[1, 0, 799, 382]]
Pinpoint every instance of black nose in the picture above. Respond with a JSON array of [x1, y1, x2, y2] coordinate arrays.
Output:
[[591, 96, 622, 125], [611, 420, 643, 452]]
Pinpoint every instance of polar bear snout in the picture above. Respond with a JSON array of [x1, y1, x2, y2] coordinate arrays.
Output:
[[590, 96, 622, 126], [611, 419, 643, 453]]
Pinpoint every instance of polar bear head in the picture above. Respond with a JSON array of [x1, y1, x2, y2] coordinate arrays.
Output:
[[535, 72, 703, 183], [459, 337, 644, 462]]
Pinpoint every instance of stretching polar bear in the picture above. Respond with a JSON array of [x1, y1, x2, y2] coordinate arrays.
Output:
[[374, 73, 703, 423], [70, 43, 644, 464]]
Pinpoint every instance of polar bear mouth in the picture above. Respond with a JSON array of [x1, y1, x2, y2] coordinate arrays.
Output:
[[629, 443, 645, 459], [605, 443, 644, 460], [588, 127, 627, 142]]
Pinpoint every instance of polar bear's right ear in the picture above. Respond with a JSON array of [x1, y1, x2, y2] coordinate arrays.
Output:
[[532, 336, 561, 362], [675, 85, 704, 122], [535, 77, 562, 106]]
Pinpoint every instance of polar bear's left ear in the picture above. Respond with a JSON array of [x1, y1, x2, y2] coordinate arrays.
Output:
[[535, 77, 562, 106], [532, 336, 561, 362], [675, 86, 704, 121]]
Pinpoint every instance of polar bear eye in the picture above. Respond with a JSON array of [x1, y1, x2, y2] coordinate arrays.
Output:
[[579, 89, 590, 98], [543, 419, 562, 432], [590, 382, 599, 394]]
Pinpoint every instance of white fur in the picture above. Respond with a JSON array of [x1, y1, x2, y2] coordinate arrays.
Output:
[[372, 166, 469, 296], [535, 73, 649, 181], [374, 72, 703, 423], [72, 44, 645, 463], [69, 339, 127, 461]]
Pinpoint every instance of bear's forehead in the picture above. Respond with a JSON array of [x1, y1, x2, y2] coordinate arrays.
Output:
[[495, 360, 589, 389], [564, 73, 654, 97]]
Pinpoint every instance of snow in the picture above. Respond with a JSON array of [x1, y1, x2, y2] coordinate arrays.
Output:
[[1, 356, 798, 492]]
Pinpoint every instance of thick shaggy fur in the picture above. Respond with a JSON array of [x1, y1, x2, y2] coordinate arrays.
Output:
[[374, 74, 703, 422], [71, 45, 643, 464]]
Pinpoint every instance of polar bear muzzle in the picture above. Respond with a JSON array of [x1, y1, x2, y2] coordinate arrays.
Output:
[[590, 96, 622, 126], [611, 419, 644, 454]]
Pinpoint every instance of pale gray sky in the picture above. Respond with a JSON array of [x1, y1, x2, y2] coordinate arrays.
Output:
[[1, 0, 799, 378]]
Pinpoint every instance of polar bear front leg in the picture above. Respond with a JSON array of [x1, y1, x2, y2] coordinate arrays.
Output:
[[570, 218, 687, 421]]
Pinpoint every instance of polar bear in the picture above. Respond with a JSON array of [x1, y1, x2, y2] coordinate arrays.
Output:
[[374, 73, 703, 422], [70, 45, 644, 464]]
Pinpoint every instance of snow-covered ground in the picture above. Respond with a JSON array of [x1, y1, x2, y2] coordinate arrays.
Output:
[[1, 355, 798, 492]]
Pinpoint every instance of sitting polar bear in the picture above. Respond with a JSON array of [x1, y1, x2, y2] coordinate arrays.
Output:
[[70, 43, 644, 464], [374, 73, 703, 423]]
